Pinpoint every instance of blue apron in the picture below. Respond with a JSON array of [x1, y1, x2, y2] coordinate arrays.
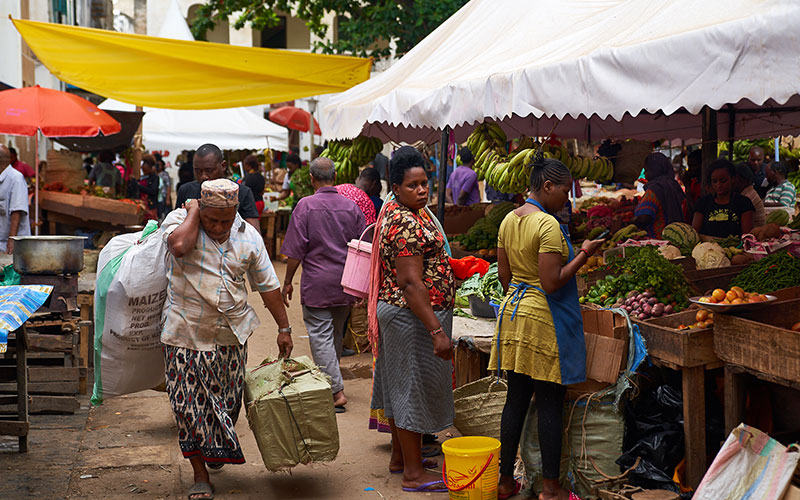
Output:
[[495, 198, 586, 385]]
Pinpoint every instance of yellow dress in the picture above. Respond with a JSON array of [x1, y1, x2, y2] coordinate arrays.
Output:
[[487, 210, 569, 384]]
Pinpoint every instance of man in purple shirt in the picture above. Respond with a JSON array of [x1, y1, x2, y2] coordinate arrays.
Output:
[[446, 146, 480, 206], [280, 157, 365, 412]]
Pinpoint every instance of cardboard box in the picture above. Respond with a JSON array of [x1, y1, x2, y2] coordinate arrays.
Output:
[[782, 484, 800, 500], [584, 332, 626, 384], [581, 309, 627, 340]]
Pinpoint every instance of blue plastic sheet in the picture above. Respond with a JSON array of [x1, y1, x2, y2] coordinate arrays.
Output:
[[0, 285, 53, 353]]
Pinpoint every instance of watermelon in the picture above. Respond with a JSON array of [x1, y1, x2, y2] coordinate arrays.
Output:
[[766, 209, 790, 227], [662, 222, 699, 252]]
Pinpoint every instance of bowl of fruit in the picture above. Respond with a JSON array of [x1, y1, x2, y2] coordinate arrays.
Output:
[[689, 286, 776, 312]]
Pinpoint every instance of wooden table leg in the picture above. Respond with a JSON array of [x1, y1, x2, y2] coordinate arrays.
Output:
[[682, 365, 706, 489], [16, 326, 28, 453], [724, 364, 746, 435]]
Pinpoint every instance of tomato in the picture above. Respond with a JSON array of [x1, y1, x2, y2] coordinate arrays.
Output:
[[712, 289, 727, 302], [792, 322, 800, 332], [726, 290, 738, 302], [731, 286, 745, 299], [731, 298, 745, 305], [696, 310, 709, 322]]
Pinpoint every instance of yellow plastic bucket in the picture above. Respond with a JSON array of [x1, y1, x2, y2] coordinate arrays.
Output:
[[441, 436, 501, 500]]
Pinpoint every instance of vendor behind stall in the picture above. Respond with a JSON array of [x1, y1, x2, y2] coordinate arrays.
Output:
[[733, 162, 766, 227], [764, 162, 797, 209], [446, 147, 480, 206], [692, 159, 754, 238], [88, 149, 123, 195], [632, 152, 686, 238]]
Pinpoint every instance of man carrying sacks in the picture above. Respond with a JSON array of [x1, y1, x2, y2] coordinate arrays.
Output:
[[161, 178, 293, 500]]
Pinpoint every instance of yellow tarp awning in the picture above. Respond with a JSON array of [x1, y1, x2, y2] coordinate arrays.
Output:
[[13, 19, 372, 110]]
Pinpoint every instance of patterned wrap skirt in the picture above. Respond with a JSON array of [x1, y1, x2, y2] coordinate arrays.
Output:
[[370, 301, 454, 434], [164, 344, 247, 464]]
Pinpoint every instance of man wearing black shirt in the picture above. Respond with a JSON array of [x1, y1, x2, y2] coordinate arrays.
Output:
[[174, 144, 260, 229]]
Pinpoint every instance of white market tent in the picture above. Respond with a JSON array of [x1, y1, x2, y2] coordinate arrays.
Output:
[[98, 98, 289, 153], [323, 0, 800, 144]]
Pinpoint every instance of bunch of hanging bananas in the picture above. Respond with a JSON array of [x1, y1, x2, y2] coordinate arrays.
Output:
[[466, 123, 508, 181], [544, 143, 614, 183], [319, 135, 384, 184]]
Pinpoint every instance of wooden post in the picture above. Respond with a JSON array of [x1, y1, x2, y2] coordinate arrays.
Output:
[[437, 126, 450, 223], [701, 107, 718, 192], [682, 365, 706, 489], [724, 364, 746, 435], [16, 326, 28, 453]]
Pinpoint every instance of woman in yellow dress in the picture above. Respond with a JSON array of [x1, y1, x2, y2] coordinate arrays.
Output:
[[491, 159, 604, 500]]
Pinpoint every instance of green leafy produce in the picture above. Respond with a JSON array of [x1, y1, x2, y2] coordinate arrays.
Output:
[[581, 246, 692, 311], [457, 262, 504, 302], [289, 165, 314, 204], [452, 202, 515, 251], [729, 251, 800, 294]]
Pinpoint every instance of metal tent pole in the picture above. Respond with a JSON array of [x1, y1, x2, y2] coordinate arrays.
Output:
[[437, 126, 450, 223]]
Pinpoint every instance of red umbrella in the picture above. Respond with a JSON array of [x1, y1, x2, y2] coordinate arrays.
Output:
[[268, 105, 321, 135], [0, 85, 121, 137], [0, 85, 122, 234]]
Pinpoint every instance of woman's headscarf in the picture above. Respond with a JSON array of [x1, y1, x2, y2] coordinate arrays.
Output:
[[644, 152, 685, 225]]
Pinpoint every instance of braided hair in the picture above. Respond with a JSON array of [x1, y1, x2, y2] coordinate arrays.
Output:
[[529, 158, 572, 192]]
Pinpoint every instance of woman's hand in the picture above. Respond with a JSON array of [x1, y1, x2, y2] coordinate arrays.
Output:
[[581, 238, 605, 256], [432, 331, 453, 360]]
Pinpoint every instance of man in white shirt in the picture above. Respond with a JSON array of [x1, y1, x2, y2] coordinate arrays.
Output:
[[0, 145, 31, 254], [161, 178, 293, 500]]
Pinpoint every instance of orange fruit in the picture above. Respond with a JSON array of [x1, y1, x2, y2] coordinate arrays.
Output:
[[731, 286, 745, 299], [731, 298, 745, 305], [678, 324, 687, 330], [747, 296, 761, 303], [712, 289, 727, 302], [696, 310, 709, 322], [726, 290, 738, 302]]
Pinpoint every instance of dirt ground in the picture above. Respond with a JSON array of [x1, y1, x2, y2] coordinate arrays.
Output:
[[0, 261, 467, 500]]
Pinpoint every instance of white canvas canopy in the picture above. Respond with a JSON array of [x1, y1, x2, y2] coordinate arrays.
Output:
[[323, 0, 800, 143], [98, 99, 289, 153]]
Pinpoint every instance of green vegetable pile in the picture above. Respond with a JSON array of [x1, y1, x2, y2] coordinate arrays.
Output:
[[287, 166, 314, 207], [581, 246, 692, 311], [452, 202, 515, 251], [457, 262, 505, 303], [729, 251, 800, 294]]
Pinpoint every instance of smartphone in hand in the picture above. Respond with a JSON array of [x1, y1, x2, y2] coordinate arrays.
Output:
[[593, 229, 611, 240]]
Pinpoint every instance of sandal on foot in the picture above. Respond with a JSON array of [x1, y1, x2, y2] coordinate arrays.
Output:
[[187, 481, 215, 500], [421, 444, 440, 458], [334, 405, 346, 413], [401, 480, 448, 493], [389, 457, 438, 473], [498, 480, 521, 500]]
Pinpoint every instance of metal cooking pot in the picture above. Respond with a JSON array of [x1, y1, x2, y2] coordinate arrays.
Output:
[[11, 236, 87, 275]]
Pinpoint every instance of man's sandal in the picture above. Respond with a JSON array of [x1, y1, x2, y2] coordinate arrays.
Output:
[[187, 481, 214, 500]]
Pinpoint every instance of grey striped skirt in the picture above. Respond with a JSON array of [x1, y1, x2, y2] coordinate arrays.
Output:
[[370, 301, 454, 434]]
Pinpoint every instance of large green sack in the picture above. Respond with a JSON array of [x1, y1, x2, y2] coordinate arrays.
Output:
[[520, 392, 625, 498], [244, 356, 340, 471]]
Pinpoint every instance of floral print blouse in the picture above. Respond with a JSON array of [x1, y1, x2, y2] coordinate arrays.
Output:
[[377, 200, 455, 310]]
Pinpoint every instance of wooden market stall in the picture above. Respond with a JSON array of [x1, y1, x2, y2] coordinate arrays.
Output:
[[40, 191, 144, 233]]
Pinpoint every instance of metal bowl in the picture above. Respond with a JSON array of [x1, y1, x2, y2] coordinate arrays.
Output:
[[11, 236, 87, 275]]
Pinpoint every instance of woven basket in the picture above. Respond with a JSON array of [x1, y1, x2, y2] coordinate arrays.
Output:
[[453, 376, 507, 440]]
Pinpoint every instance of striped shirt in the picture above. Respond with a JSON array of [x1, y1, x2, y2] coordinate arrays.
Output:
[[160, 209, 280, 351], [765, 180, 797, 208]]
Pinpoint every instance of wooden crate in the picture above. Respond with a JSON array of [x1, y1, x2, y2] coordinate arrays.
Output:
[[633, 310, 717, 368], [715, 299, 800, 384], [40, 190, 143, 227], [684, 264, 749, 295]]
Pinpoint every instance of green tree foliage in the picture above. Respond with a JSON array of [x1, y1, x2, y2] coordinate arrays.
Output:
[[190, 0, 469, 59]]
